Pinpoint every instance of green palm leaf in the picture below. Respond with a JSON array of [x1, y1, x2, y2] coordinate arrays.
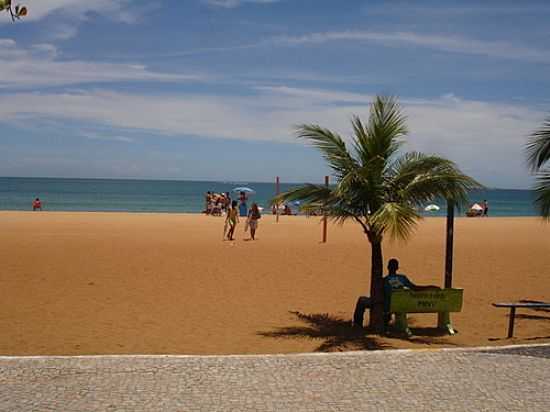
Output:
[[295, 124, 358, 179], [526, 118, 550, 171], [369, 202, 420, 241], [533, 170, 550, 219], [526, 116, 550, 218], [391, 152, 482, 207]]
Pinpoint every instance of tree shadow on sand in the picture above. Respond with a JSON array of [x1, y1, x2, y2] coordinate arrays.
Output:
[[258, 312, 388, 352], [384, 318, 461, 346], [258, 312, 459, 352]]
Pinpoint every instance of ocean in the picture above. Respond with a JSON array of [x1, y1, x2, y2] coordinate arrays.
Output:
[[0, 177, 538, 216]]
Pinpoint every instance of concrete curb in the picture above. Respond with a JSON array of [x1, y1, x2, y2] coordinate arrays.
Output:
[[1, 342, 548, 361]]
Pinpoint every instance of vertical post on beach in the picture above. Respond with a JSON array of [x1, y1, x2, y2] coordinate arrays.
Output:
[[438, 199, 455, 334], [322, 175, 328, 243], [276, 176, 280, 223], [444, 200, 454, 288]]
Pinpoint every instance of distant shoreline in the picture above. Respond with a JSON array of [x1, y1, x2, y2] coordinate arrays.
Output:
[[0, 210, 541, 219], [0, 176, 533, 191], [0, 177, 537, 216]]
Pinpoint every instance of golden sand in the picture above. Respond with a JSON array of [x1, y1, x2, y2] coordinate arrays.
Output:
[[1, 211, 549, 355]]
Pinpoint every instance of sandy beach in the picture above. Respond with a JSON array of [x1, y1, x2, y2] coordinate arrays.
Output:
[[1, 211, 549, 355]]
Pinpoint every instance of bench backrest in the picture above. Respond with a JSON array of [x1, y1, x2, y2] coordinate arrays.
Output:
[[390, 288, 464, 313]]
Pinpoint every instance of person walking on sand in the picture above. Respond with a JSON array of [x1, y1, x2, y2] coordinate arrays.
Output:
[[482, 199, 489, 217], [247, 203, 261, 240], [225, 200, 239, 240]]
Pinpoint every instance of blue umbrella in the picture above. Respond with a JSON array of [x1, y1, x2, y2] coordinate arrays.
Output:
[[232, 187, 256, 194]]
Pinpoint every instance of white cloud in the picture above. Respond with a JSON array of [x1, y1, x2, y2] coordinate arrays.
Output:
[[81, 131, 135, 143], [204, 0, 280, 8], [140, 30, 550, 65], [0, 38, 205, 88], [5, 1, 153, 40], [272, 31, 550, 64], [0, 86, 544, 186]]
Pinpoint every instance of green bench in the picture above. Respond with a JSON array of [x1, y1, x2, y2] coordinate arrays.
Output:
[[389, 288, 464, 336]]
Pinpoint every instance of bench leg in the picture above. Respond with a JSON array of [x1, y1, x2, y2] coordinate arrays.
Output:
[[394, 313, 412, 337], [437, 312, 456, 335], [507, 307, 516, 338]]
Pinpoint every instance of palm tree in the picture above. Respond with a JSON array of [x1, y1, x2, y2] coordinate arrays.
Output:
[[272, 96, 481, 332], [526, 117, 550, 218]]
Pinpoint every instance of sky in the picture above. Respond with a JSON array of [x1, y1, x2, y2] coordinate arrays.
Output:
[[1, 0, 549, 188]]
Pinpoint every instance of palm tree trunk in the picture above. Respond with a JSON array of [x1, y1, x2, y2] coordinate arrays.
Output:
[[368, 241, 385, 332]]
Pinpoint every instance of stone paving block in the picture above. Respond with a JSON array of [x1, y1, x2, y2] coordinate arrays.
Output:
[[0, 345, 549, 411]]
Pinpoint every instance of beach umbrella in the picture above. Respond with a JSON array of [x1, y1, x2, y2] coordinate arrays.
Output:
[[424, 204, 440, 212], [470, 203, 484, 211], [232, 187, 255, 194]]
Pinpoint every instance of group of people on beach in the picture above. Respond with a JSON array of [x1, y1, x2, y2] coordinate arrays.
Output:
[[203, 190, 262, 240], [224, 201, 262, 241], [204, 191, 251, 216], [204, 192, 232, 216], [466, 199, 489, 217]]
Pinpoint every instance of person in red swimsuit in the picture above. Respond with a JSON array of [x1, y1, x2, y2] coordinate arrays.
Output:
[[32, 198, 42, 211]]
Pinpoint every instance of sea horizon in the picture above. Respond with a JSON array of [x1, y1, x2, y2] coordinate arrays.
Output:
[[0, 175, 533, 191], [0, 176, 537, 216]]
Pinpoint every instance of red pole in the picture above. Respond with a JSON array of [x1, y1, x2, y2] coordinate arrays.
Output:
[[276, 176, 280, 223], [322, 175, 328, 243]]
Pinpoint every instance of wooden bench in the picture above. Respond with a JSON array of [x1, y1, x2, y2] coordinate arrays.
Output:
[[492, 302, 550, 338], [389, 288, 464, 336]]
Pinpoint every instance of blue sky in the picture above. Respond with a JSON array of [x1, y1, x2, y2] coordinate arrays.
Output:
[[1, 0, 549, 187]]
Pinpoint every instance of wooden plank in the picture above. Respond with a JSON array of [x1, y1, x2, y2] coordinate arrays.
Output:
[[493, 303, 550, 308]]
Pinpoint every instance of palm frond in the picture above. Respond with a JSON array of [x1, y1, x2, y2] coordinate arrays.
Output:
[[369, 202, 420, 241], [533, 170, 550, 219], [526, 118, 550, 171], [358, 96, 407, 164], [295, 124, 358, 177], [271, 184, 332, 207], [391, 152, 483, 208]]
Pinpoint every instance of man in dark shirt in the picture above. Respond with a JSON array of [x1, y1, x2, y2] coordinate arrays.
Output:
[[383, 258, 440, 327], [353, 258, 439, 329]]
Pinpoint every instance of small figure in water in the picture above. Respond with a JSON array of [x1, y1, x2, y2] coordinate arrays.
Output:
[[482, 200, 489, 217], [32, 198, 42, 211]]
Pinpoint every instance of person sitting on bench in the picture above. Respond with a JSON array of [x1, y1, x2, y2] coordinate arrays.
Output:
[[383, 258, 440, 327], [353, 258, 439, 328]]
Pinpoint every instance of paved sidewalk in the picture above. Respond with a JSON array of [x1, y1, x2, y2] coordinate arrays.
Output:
[[1, 344, 549, 411]]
